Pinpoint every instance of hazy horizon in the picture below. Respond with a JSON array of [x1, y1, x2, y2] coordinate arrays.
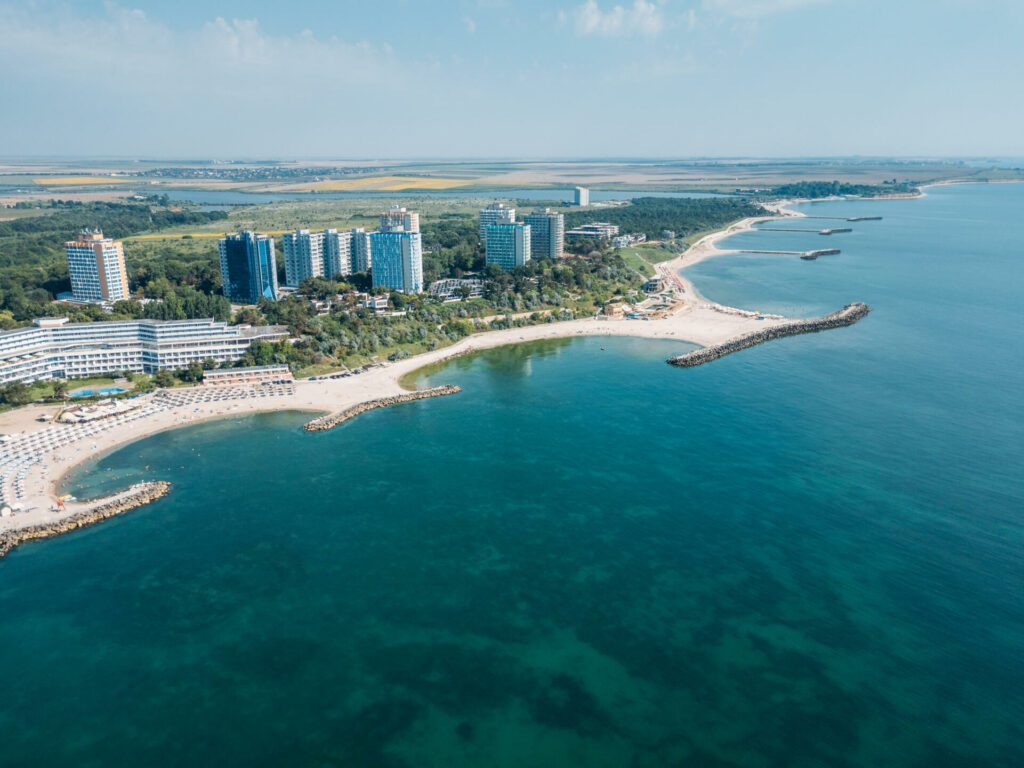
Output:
[[2, 0, 1022, 158]]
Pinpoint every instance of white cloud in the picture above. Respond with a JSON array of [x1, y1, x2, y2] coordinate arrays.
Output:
[[0, 4, 408, 98], [701, 0, 827, 19], [463, 16, 477, 34], [571, 0, 664, 38]]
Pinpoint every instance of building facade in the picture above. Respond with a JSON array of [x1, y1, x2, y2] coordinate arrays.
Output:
[[485, 223, 531, 271], [202, 364, 293, 387], [0, 317, 288, 384], [65, 229, 130, 303], [524, 209, 565, 260], [574, 186, 590, 207], [565, 222, 620, 241], [282, 229, 325, 286], [479, 202, 515, 242], [379, 205, 419, 233], [218, 231, 279, 304], [370, 231, 423, 294], [323, 228, 353, 278], [350, 228, 372, 272]]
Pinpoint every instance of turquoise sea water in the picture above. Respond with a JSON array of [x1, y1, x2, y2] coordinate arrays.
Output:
[[1, 184, 1022, 767]]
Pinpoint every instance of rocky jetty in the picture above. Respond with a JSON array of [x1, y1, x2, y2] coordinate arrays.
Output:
[[668, 302, 870, 368], [304, 385, 461, 432], [0, 481, 172, 559]]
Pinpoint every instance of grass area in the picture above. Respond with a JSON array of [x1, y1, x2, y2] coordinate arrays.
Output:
[[124, 197, 490, 239], [33, 177, 132, 186], [0, 208, 54, 222], [618, 243, 679, 275]]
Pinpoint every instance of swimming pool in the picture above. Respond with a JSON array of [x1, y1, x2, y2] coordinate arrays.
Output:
[[70, 387, 128, 398]]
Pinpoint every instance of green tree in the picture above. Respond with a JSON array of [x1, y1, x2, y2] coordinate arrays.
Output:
[[1, 382, 31, 405], [153, 369, 175, 388]]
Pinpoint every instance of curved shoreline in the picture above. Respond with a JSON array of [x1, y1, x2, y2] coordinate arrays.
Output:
[[0, 196, 874, 549]]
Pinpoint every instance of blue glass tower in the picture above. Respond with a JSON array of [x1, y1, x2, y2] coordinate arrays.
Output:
[[218, 231, 279, 304]]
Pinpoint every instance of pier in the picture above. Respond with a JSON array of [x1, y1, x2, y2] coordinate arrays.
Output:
[[667, 303, 871, 368], [304, 385, 461, 432], [740, 249, 841, 259], [798, 215, 883, 222], [757, 227, 852, 235], [0, 481, 172, 559]]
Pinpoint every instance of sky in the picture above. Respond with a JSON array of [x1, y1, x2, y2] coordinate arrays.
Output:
[[0, 0, 1021, 159]]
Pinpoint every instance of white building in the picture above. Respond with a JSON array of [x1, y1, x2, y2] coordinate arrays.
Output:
[[370, 231, 423, 294], [0, 317, 288, 385], [574, 186, 590, 207], [202, 364, 293, 387], [429, 278, 485, 301], [350, 228, 372, 272], [479, 202, 515, 242], [565, 222, 620, 241], [323, 229, 353, 278], [379, 205, 419, 233], [612, 233, 647, 248], [282, 229, 326, 286], [485, 223, 531, 271], [524, 209, 565, 260], [283, 229, 354, 285], [65, 229, 130, 303]]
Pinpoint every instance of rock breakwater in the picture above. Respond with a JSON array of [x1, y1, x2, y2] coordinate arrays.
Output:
[[0, 481, 172, 559], [668, 302, 870, 367], [304, 385, 461, 432]]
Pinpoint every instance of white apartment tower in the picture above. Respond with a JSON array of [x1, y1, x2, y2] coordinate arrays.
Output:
[[282, 229, 325, 286], [350, 228, 372, 272], [65, 229, 130, 303], [379, 205, 420, 233], [574, 186, 590, 207], [479, 202, 515, 242], [485, 223, 532, 272], [323, 229, 353, 278], [523, 209, 565, 260]]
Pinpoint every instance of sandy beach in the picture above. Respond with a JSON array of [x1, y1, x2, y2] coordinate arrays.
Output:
[[0, 204, 833, 541]]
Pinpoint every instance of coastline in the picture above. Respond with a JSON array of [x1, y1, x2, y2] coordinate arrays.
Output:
[[0, 199, 869, 550]]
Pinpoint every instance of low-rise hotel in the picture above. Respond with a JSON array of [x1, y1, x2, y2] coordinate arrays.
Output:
[[0, 317, 288, 385], [565, 222, 620, 241]]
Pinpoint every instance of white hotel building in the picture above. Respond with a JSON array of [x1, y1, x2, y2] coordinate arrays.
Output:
[[0, 317, 288, 385]]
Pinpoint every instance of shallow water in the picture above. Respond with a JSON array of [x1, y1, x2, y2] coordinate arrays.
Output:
[[0, 184, 1021, 767]]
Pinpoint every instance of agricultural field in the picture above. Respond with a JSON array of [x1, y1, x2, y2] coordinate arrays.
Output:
[[32, 176, 133, 186], [292, 175, 473, 192]]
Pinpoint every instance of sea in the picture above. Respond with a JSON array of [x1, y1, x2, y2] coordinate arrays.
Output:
[[0, 183, 1020, 767]]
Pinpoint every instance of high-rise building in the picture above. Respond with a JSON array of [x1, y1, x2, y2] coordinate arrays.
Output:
[[65, 229, 129, 303], [485, 223, 531, 271], [574, 186, 590, 207], [524, 209, 565, 260], [370, 231, 423, 294], [350, 228, 372, 272], [479, 202, 515, 242], [282, 229, 325, 286], [379, 205, 419, 233], [218, 231, 279, 304], [323, 229, 353, 278]]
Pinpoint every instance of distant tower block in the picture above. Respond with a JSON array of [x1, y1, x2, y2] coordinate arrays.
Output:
[[574, 186, 590, 207]]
